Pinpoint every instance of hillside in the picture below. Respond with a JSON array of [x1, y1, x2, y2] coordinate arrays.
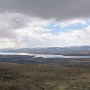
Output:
[[1, 46, 90, 55], [0, 62, 90, 90]]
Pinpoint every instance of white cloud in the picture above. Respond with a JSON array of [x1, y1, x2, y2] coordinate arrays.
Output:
[[0, 12, 90, 48], [60, 19, 88, 28], [16, 23, 90, 47]]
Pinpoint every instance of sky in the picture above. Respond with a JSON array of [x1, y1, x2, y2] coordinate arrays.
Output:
[[0, 0, 90, 48]]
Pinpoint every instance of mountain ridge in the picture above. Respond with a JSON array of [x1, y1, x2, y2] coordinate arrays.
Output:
[[0, 46, 90, 56]]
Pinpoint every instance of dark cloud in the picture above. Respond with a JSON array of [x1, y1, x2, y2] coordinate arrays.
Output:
[[0, 0, 90, 19], [0, 12, 29, 38]]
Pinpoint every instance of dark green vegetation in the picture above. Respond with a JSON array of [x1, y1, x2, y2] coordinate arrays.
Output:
[[0, 55, 90, 68], [0, 62, 90, 90]]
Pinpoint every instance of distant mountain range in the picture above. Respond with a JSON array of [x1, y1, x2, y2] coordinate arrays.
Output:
[[0, 46, 90, 56]]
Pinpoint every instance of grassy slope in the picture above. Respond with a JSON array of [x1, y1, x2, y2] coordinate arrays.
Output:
[[0, 62, 90, 90]]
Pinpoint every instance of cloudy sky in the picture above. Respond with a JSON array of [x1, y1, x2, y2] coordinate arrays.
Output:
[[0, 0, 90, 48]]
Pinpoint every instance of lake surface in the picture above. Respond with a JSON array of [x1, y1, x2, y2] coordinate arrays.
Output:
[[0, 53, 90, 58]]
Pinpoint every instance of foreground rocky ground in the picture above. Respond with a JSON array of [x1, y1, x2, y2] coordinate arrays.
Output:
[[0, 62, 90, 90]]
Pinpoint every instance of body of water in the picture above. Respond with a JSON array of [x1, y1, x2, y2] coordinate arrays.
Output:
[[0, 53, 90, 58]]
